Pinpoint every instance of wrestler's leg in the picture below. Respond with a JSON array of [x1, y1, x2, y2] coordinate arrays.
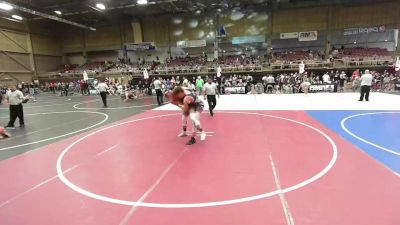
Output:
[[188, 110, 206, 143], [178, 114, 188, 137]]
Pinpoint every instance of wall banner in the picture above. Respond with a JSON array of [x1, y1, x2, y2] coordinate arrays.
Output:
[[125, 42, 156, 51], [280, 32, 299, 39], [344, 26, 386, 36], [298, 31, 318, 42]]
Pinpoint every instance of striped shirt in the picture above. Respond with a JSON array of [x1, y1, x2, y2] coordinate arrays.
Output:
[[203, 83, 218, 95], [6, 90, 24, 105]]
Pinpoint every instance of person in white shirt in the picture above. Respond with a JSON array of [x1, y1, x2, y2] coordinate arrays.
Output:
[[339, 71, 347, 92], [97, 81, 109, 107], [153, 77, 163, 106], [359, 69, 373, 101], [322, 73, 331, 84], [143, 68, 149, 79], [216, 66, 223, 93], [217, 66, 222, 78], [203, 79, 220, 116], [6, 86, 25, 128], [266, 75, 275, 93]]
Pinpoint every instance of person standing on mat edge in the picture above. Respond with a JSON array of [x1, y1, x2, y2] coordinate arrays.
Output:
[[98, 80, 109, 107], [203, 78, 220, 116], [359, 69, 373, 102], [5, 85, 25, 128], [154, 77, 164, 106]]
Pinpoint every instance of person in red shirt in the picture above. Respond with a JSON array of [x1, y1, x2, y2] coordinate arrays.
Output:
[[352, 69, 360, 80]]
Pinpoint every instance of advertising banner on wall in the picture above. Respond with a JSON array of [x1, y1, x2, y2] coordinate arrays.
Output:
[[232, 35, 265, 44], [177, 40, 206, 48], [309, 85, 334, 92], [298, 31, 318, 42], [125, 42, 156, 51], [225, 86, 246, 94], [344, 26, 386, 36], [280, 32, 299, 39]]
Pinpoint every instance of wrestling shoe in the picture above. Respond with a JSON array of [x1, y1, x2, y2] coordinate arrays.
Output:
[[178, 132, 187, 137], [200, 131, 206, 141], [186, 137, 196, 145]]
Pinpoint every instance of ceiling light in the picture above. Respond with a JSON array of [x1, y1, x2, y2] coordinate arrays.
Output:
[[385, 39, 388, 42], [11, 15, 23, 20], [0, 2, 13, 11], [137, 0, 148, 5], [353, 41, 357, 44], [96, 3, 106, 10], [1, 16, 20, 23], [54, 10, 62, 15]]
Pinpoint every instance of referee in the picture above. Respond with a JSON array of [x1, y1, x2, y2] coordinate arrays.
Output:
[[203, 78, 220, 116], [97, 80, 109, 107], [359, 69, 373, 102], [153, 77, 164, 106], [6, 86, 25, 128]]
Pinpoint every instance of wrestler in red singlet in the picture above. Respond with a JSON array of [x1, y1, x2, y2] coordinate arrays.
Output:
[[170, 86, 206, 145]]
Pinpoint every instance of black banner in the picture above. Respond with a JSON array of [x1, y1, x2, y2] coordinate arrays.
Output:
[[309, 85, 335, 92], [395, 82, 400, 91], [224, 86, 246, 94]]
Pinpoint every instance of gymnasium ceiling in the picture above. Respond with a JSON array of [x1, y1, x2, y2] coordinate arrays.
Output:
[[0, 0, 397, 28]]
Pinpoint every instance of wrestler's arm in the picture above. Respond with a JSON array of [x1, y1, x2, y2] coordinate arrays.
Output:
[[182, 96, 194, 114], [170, 99, 186, 111]]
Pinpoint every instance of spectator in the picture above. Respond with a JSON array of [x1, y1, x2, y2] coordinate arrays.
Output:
[[322, 73, 331, 84], [196, 76, 205, 95]]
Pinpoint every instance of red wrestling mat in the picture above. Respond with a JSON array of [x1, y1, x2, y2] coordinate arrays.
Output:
[[0, 111, 399, 225]]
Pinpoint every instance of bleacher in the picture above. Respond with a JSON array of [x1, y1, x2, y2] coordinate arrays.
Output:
[[73, 62, 106, 73], [41, 48, 396, 79], [54, 64, 78, 73], [334, 47, 394, 67]]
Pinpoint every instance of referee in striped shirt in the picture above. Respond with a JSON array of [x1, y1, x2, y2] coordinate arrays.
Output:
[[203, 78, 220, 116], [5, 86, 25, 128]]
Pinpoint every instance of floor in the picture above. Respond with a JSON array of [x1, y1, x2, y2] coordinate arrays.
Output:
[[0, 92, 399, 225], [0, 94, 156, 160]]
